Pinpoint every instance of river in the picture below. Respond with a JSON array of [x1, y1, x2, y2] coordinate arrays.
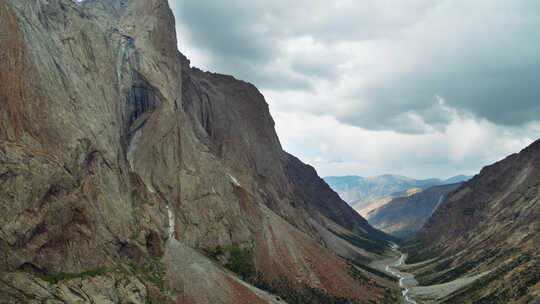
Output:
[[370, 244, 417, 304], [385, 253, 417, 304]]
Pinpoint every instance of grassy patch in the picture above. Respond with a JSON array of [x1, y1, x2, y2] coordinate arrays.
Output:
[[38, 268, 110, 284]]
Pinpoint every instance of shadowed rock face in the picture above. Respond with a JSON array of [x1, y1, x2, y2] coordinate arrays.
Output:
[[404, 139, 540, 303], [126, 72, 160, 141], [284, 153, 395, 242], [0, 0, 397, 303], [366, 183, 463, 239]]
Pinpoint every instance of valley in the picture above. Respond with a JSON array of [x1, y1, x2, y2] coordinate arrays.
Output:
[[373, 245, 493, 304], [371, 245, 418, 304], [399, 140, 540, 303], [0, 0, 538, 303], [324, 175, 471, 238], [365, 183, 463, 238]]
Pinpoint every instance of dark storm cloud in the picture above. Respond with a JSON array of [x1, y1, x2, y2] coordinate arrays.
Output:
[[174, 2, 273, 61], [171, 0, 540, 132]]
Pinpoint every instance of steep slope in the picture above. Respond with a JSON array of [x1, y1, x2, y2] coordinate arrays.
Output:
[[0, 0, 397, 303], [356, 187, 422, 217], [443, 174, 473, 184], [366, 183, 462, 238], [324, 174, 470, 211], [403, 139, 540, 303]]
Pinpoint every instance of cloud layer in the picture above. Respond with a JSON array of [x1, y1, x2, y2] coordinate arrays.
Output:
[[169, 0, 540, 178]]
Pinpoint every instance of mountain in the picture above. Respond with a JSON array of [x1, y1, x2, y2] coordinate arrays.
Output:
[[403, 139, 540, 303], [355, 187, 422, 217], [0, 0, 398, 303], [324, 174, 471, 212], [365, 183, 463, 239], [443, 174, 473, 184]]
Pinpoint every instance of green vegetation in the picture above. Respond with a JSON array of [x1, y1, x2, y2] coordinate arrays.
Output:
[[401, 239, 443, 264], [417, 247, 507, 286], [203, 245, 256, 280], [37, 256, 169, 303], [205, 245, 369, 303], [462, 207, 478, 216], [131, 189, 139, 203], [25, 295, 37, 301], [206, 245, 225, 260], [224, 246, 256, 280], [328, 228, 388, 255], [347, 263, 371, 284], [39, 268, 110, 284], [130, 227, 142, 240], [204, 244, 401, 303], [440, 254, 535, 304], [252, 274, 355, 304], [129, 256, 167, 293], [204, 245, 257, 280], [433, 258, 453, 272], [347, 259, 397, 282]]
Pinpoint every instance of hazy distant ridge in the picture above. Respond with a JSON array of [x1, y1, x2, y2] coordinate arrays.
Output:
[[324, 174, 471, 209]]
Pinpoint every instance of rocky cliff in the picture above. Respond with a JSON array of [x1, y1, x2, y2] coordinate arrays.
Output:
[[403, 139, 540, 303], [0, 0, 397, 303], [366, 183, 463, 239]]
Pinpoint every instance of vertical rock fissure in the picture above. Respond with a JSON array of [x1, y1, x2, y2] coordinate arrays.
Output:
[[201, 93, 212, 136], [124, 71, 162, 172], [125, 72, 158, 141]]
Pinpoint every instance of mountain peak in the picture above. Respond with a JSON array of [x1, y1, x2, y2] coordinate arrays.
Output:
[[0, 0, 398, 302]]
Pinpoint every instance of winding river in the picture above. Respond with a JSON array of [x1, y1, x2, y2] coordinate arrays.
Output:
[[385, 253, 417, 304], [368, 243, 418, 304]]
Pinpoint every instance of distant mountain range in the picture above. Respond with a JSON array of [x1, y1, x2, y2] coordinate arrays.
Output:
[[323, 174, 472, 211], [365, 183, 463, 239]]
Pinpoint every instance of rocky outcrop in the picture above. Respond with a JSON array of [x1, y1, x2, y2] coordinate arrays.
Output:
[[366, 183, 463, 238], [403, 139, 540, 303], [0, 0, 397, 303]]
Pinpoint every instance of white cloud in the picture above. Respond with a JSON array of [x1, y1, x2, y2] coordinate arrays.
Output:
[[170, 0, 540, 179], [271, 103, 538, 178]]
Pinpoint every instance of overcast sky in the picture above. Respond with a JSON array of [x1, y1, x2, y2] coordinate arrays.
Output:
[[168, 0, 540, 179]]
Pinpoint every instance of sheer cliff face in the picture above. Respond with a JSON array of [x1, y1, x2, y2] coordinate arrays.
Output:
[[404, 140, 540, 303], [0, 0, 396, 303]]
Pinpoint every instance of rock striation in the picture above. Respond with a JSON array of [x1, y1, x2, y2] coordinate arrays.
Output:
[[404, 139, 540, 303], [0, 0, 397, 303]]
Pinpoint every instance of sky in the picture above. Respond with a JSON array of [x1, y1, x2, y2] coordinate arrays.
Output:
[[168, 0, 540, 179]]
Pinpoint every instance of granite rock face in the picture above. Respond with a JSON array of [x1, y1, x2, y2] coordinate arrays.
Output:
[[404, 140, 540, 303], [0, 0, 396, 302]]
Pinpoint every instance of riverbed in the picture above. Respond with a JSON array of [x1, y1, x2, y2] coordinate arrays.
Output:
[[369, 245, 418, 304]]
